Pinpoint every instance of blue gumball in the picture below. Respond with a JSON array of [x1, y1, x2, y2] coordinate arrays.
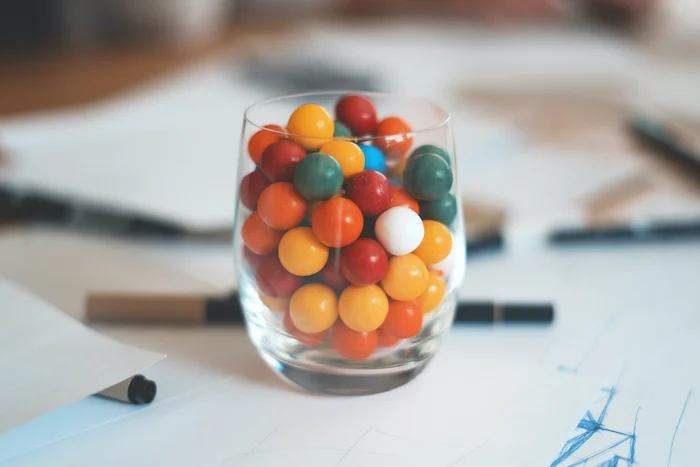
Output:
[[360, 144, 386, 174]]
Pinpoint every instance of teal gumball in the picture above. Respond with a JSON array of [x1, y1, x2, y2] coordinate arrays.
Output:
[[333, 121, 353, 138], [403, 153, 453, 200], [294, 153, 344, 200], [409, 144, 450, 166], [419, 194, 457, 226]]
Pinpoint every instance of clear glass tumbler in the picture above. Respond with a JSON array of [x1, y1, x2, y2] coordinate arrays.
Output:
[[233, 91, 465, 395]]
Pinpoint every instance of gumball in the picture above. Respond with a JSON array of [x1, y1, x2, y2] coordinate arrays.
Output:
[[284, 310, 326, 346], [319, 141, 365, 179], [260, 140, 306, 182], [377, 329, 401, 347], [248, 124, 285, 165], [307, 191, 342, 223], [389, 185, 419, 214], [287, 104, 334, 151], [256, 256, 302, 298], [430, 232, 457, 276], [311, 197, 364, 248], [374, 206, 424, 256], [244, 246, 268, 271], [359, 144, 386, 174], [257, 182, 307, 230], [344, 170, 393, 217], [419, 193, 457, 226], [335, 94, 378, 136], [382, 299, 423, 338], [241, 212, 283, 255], [374, 116, 413, 157], [412, 220, 452, 265], [293, 153, 344, 200], [260, 293, 290, 312], [278, 227, 329, 276], [417, 270, 446, 313], [381, 254, 429, 301], [340, 238, 388, 286], [409, 144, 450, 166], [332, 321, 378, 360], [333, 121, 353, 138], [289, 283, 338, 333], [319, 249, 350, 290], [403, 153, 453, 201], [239, 170, 270, 211], [338, 284, 389, 332]]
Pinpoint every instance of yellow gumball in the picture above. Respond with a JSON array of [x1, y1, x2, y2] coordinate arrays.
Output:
[[259, 293, 290, 312], [319, 141, 365, 179], [287, 104, 334, 151], [338, 284, 389, 332], [417, 270, 446, 313], [381, 254, 429, 301], [278, 227, 329, 276], [289, 284, 338, 333], [413, 220, 453, 265]]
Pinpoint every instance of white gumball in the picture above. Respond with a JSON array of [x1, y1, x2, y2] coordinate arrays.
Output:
[[374, 206, 424, 256]]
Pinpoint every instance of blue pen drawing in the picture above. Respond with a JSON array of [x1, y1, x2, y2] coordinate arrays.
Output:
[[668, 389, 693, 467]]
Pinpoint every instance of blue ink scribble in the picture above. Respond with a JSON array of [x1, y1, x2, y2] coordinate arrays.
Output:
[[668, 389, 693, 467]]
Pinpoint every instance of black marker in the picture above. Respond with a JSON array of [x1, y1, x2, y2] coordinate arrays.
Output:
[[96, 375, 157, 404], [454, 301, 554, 323]]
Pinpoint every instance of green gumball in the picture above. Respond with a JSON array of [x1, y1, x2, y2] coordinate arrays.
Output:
[[403, 153, 453, 201], [333, 121, 353, 138], [293, 153, 344, 200], [409, 144, 450, 166], [419, 193, 457, 226]]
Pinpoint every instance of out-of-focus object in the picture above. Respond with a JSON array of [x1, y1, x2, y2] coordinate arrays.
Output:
[[642, 0, 700, 59], [95, 374, 157, 404]]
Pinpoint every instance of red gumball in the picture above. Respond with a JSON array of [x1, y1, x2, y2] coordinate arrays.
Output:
[[240, 170, 270, 211], [255, 256, 302, 298], [260, 140, 306, 182], [377, 329, 401, 347], [340, 238, 388, 286], [331, 321, 378, 360], [344, 170, 393, 217], [319, 249, 350, 290], [243, 246, 268, 272], [335, 95, 378, 136]]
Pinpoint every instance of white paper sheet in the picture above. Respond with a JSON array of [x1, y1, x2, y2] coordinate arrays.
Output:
[[0, 278, 164, 436]]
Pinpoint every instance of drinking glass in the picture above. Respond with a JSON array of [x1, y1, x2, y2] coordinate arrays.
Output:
[[233, 91, 465, 395]]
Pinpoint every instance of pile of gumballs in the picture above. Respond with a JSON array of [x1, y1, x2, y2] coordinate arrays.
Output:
[[239, 94, 457, 360]]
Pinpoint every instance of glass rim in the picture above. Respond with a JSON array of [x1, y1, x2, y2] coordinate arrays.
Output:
[[243, 90, 452, 142]]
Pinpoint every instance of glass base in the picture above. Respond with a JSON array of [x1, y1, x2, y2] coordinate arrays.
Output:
[[259, 350, 433, 396]]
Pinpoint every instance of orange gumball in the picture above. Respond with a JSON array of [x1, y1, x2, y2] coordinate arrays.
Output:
[[377, 329, 401, 347], [417, 270, 446, 314], [331, 321, 378, 360], [258, 182, 307, 231], [241, 212, 283, 255], [311, 197, 364, 248], [374, 116, 413, 157], [381, 299, 423, 338], [248, 125, 285, 165], [389, 185, 419, 214]]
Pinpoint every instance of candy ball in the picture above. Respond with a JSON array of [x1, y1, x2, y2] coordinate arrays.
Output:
[[403, 153, 453, 201], [345, 170, 393, 217], [374, 116, 413, 157], [409, 144, 450, 166], [331, 321, 378, 360], [338, 284, 389, 332], [333, 121, 353, 138], [389, 185, 419, 214], [248, 124, 285, 165], [257, 182, 307, 230], [319, 249, 350, 290], [412, 220, 452, 265], [419, 193, 457, 226], [319, 141, 365, 179], [381, 254, 429, 301], [340, 238, 388, 286], [256, 256, 302, 298], [293, 153, 344, 200], [289, 283, 338, 333], [244, 246, 268, 271], [335, 94, 378, 136], [374, 206, 424, 256], [359, 144, 386, 174], [382, 299, 423, 338], [284, 310, 326, 346], [241, 212, 283, 255], [239, 170, 270, 211], [287, 104, 334, 151], [377, 329, 401, 347], [260, 140, 307, 182], [417, 270, 446, 313], [312, 198, 364, 248], [278, 227, 329, 276], [430, 232, 457, 276], [260, 293, 290, 312]]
